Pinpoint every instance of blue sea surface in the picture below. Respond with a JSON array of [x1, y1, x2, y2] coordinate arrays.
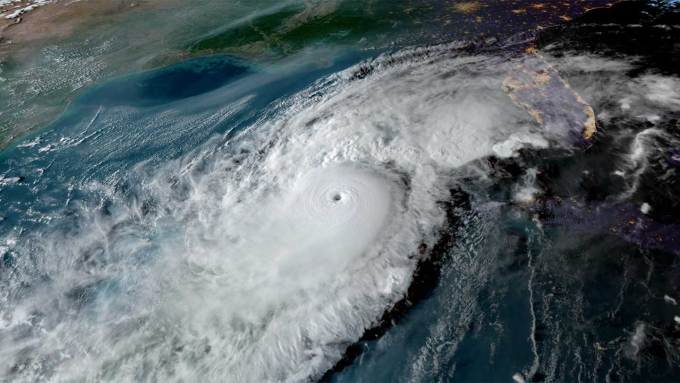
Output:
[[0, 49, 364, 235], [0, 45, 546, 382], [2, 3, 680, 378]]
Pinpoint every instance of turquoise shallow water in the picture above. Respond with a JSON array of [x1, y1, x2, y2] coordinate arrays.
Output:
[[0, 50, 363, 231], [1, 1, 680, 382], [1, 48, 543, 381]]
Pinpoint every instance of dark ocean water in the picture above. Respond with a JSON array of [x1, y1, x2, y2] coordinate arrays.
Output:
[[332, 4, 680, 381], [1, 2, 679, 382], [0, 50, 364, 229]]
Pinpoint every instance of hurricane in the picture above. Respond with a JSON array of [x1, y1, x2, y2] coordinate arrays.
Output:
[[1, 1, 680, 382]]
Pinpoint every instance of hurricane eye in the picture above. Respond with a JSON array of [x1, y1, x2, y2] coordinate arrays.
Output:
[[332, 193, 342, 202]]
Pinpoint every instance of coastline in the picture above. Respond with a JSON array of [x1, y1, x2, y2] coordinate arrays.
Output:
[[0, 0, 623, 150], [0, 1, 157, 54], [0, 0, 174, 148]]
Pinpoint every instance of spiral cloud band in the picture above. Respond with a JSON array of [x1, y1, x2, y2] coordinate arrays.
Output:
[[0, 45, 598, 382]]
